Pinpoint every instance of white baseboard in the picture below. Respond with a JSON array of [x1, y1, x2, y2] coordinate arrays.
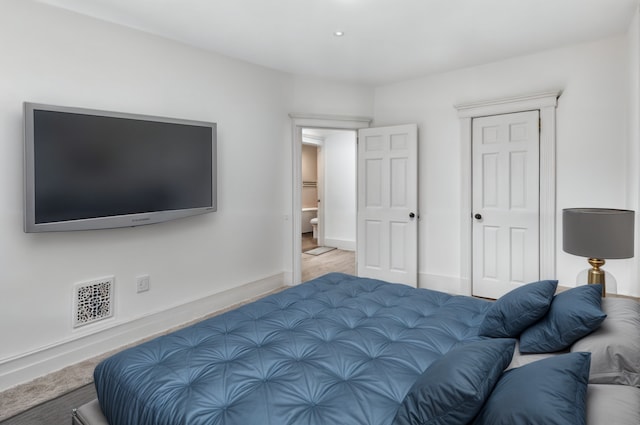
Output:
[[324, 238, 355, 251], [0, 273, 285, 392], [282, 270, 294, 286], [418, 273, 465, 295]]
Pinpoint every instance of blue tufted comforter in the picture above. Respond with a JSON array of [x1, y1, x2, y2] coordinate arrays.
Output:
[[94, 273, 492, 425]]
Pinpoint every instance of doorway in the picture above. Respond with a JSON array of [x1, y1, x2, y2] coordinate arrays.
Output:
[[289, 114, 371, 286], [300, 128, 357, 282]]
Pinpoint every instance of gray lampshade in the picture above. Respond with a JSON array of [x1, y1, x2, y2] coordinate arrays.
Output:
[[563, 208, 635, 259]]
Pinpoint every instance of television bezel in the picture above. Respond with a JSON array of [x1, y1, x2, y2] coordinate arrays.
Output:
[[23, 102, 217, 233]]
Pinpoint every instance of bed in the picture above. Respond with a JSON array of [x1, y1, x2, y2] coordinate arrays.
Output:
[[73, 272, 640, 425]]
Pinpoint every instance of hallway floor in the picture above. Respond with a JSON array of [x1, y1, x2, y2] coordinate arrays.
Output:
[[301, 233, 355, 282]]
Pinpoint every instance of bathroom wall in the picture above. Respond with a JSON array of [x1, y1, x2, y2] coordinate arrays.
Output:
[[323, 131, 356, 250], [301, 144, 318, 210]]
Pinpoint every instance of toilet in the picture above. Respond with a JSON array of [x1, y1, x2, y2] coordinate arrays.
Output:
[[301, 208, 317, 234], [310, 217, 318, 239]]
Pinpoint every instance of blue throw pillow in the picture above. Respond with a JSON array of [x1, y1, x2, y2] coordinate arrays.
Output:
[[519, 284, 606, 353], [473, 352, 591, 425], [393, 338, 516, 425], [478, 280, 557, 338]]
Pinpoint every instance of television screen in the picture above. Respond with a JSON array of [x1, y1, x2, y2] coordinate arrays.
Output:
[[24, 103, 217, 232]]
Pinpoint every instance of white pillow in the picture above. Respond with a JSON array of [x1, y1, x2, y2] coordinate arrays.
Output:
[[571, 297, 640, 386]]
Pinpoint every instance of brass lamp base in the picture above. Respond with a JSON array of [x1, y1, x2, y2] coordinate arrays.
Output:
[[587, 258, 606, 297]]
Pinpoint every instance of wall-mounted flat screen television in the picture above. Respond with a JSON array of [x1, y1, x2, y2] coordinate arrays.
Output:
[[24, 103, 217, 233]]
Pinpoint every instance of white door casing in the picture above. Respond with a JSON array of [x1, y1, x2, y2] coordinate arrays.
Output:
[[357, 124, 418, 286], [455, 91, 559, 297], [472, 111, 540, 298], [316, 144, 325, 247]]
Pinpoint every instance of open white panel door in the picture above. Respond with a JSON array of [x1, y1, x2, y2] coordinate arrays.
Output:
[[357, 124, 418, 287]]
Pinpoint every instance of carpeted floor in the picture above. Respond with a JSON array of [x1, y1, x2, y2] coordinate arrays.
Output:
[[0, 356, 104, 423], [0, 384, 96, 425]]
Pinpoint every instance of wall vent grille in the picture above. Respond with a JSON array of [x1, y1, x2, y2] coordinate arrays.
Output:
[[73, 277, 114, 328]]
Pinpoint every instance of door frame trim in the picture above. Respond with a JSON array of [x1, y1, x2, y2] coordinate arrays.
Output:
[[455, 91, 560, 296], [288, 113, 371, 286]]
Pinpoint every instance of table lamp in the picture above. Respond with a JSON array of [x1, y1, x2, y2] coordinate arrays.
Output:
[[562, 208, 634, 297]]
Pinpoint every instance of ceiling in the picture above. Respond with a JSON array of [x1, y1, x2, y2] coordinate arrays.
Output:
[[39, 0, 639, 85]]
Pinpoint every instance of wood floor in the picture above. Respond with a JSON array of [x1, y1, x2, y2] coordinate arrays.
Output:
[[301, 233, 355, 282]]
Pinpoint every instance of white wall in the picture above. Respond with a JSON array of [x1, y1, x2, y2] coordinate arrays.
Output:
[[374, 36, 636, 296], [627, 6, 640, 296], [323, 131, 357, 250], [0, 0, 295, 390], [290, 75, 374, 117], [0, 1, 376, 390]]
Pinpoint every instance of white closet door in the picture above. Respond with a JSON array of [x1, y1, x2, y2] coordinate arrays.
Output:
[[472, 111, 540, 298]]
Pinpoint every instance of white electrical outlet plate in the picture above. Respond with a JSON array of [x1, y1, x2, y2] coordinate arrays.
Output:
[[136, 275, 150, 293]]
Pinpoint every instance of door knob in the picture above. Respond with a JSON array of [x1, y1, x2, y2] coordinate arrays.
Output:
[[474, 213, 482, 220], [409, 212, 416, 218]]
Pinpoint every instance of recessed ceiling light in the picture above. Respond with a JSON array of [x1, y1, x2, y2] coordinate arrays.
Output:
[[333, 31, 345, 37]]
